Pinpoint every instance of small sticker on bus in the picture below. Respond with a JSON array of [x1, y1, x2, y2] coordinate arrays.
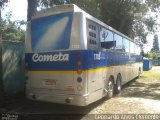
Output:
[[44, 79, 56, 86], [65, 86, 74, 91], [94, 52, 101, 60]]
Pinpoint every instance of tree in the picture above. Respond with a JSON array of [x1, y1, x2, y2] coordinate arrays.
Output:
[[37, 0, 69, 8], [1, 12, 25, 42], [100, 0, 160, 45], [0, 0, 9, 37], [0, 0, 9, 100], [146, 0, 160, 12], [69, 0, 100, 18], [0, 0, 9, 42], [27, 0, 37, 21], [37, 0, 100, 18], [151, 34, 159, 51], [0, 0, 9, 29]]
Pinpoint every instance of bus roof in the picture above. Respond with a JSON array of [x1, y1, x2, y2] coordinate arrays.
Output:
[[32, 4, 138, 45], [32, 4, 82, 19]]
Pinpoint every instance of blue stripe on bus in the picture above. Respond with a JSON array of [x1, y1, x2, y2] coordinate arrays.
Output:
[[25, 50, 142, 71]]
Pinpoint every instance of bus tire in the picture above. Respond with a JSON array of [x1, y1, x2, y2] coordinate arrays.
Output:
[[114, 74, 122, 94], [107, 77, 114, 99]]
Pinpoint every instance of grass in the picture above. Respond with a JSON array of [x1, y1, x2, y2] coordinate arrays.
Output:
[[140, 69, 160, 82]]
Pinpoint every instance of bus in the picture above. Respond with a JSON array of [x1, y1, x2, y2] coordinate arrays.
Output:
[[25, 4, 143, 106]]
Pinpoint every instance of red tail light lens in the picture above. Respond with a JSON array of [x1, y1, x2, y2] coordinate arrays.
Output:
[[77, 69, 82, 75], [77, 77, 82, 83], [76, 53, 81, 59], [76, 61, 81, 66], [76, 53, 82, 74]]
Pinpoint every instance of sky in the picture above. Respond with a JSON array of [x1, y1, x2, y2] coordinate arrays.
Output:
[[2, 0, 27, 21], [1, 0, 160, 53]]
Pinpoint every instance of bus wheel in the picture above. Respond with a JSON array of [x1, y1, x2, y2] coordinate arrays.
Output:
[[107, 77, 114, 98], [115, 74, 122, 94]]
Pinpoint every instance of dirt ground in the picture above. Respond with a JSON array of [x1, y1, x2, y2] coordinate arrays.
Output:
[[0, 67, 160, 120], [89, 68, 160, 114]]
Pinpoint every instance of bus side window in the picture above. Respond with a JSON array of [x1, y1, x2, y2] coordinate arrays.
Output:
[[138, 46, 141, 55], [100, 27, 114, 49], [123, 38, 129, 53], [130, 41, 135, 54], [135, 44, 140, 55], [87, 20, 99, 50], [114, 34, 123, 51]]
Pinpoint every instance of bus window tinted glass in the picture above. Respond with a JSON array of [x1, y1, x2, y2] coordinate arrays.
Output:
[[114, 34, 123, 51], [130, 42, 135, 53], [100, 28, 113, 42], [31, 12, 73, 52], [123, 38, 129, 52], [87, 20, 99, 50], [135, 44, 140, 54], [100, 27, 114, 49]]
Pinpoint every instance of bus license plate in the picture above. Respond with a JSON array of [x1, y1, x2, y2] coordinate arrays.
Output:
[[44, 79, 56, 86]]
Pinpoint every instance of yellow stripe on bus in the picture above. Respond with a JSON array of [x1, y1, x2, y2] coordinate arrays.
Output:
[[27, 64, 128, 74], [84, 67, 108, 73]]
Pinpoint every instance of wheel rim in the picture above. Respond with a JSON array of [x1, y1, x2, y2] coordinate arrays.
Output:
[[108, 80, 114, 97]]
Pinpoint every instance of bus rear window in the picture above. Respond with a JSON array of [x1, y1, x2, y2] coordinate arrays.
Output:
[[31, 12, 73, 52]]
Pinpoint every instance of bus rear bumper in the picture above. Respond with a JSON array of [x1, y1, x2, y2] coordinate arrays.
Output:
[[26, 90, 90, 106]]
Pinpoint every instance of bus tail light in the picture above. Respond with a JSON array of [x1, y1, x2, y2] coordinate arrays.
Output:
[[77, 85, 82, 91], [76, 53, 81, 59], [77, 69, 82, 75], [77, 77, 82, 83], [76, 53, 83, 75], [76, 61, 81, 66]]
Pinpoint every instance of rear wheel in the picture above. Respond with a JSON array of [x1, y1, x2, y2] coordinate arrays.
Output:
[[107, 77, 114, 98], [114, 74, 122, 94]]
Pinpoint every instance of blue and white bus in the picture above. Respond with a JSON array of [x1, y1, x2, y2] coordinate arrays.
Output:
[[25, 4, 143, 106]]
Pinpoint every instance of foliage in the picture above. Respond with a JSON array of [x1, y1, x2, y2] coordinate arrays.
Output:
[[146, 0, 160, 12], [37, 0, 100, 18], [69, 0, 100, 18], [141, 70, 160, 81], [151, 35, 159, 51], [37, 0, 68, 8], [1, 0, 9, 43], [144, 52, 153, 58], [0, 0, 9, 8], [1, 12, 26, 42], [100, 0, 135, 35], [100, 0, 159, 45], [144, 51, 160, 60]]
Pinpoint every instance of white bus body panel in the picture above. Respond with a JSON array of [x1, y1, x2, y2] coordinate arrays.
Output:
[[25, 4, 143, 106]]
